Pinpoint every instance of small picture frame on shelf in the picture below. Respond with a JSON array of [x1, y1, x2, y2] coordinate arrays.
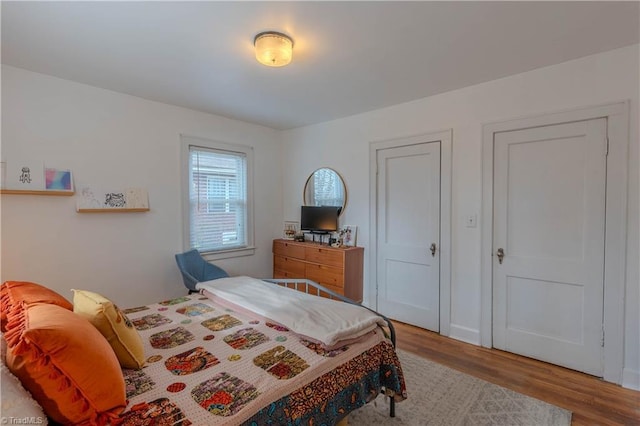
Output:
[[283, 221, 299, 240], [45, 168, 74, 192], [76, 186, 149, 212], [340, 225, 357, 247], [5, 160, 44, 190]]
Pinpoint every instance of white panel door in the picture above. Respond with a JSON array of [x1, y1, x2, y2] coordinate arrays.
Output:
[[493, 118, 607, 376], [376, 142, 440, 331]]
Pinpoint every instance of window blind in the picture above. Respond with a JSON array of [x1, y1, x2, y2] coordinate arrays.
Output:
[[188, 146, 247, 252]]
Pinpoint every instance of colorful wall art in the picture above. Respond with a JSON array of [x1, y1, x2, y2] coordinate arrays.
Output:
[[1, 161, 74, 192], [45, 168, 74, 191], [76, 186, 149, 211]]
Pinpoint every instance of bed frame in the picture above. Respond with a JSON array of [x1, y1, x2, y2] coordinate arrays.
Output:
[[262, 278, 397, 418]]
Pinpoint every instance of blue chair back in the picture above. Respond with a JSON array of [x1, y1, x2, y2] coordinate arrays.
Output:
[[175, 249, 229, 293]]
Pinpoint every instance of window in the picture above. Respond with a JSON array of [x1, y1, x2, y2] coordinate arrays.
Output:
[[181, 136, 254, 258]]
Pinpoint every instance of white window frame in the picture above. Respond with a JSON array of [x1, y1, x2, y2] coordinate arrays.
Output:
[[180, 134, 255, 260]]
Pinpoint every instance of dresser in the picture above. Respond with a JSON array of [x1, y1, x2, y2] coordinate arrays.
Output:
[[272, 239, 364, 302]]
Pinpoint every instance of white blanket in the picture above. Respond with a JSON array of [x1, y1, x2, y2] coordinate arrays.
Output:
[[197, 276, 386, 348]]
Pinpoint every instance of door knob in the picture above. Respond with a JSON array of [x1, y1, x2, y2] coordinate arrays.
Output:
[[496, 248, 504, 264], [430, 243, 437, 257]]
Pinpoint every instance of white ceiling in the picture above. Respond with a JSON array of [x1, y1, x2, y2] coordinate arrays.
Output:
[[2, 1, 638, 130]]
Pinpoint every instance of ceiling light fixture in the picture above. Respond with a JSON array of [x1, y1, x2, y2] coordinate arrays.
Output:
[[254, 31, 294, 67]]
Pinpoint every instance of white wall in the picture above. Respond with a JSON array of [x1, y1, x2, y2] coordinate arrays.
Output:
[[1, 65, 283, 307], [2, 45, 638, 389], [281, 45, 639, 388]]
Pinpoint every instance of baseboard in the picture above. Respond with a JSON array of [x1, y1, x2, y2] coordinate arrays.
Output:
[[621, 367, 640, 390], [448, 324, 481, 346], [449, 324, 640, 391]]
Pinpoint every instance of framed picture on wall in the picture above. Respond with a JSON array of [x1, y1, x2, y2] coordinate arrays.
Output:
[[5, 160, 44, 190], [76, 186, 149, 211], [45, 168, 74, 192], [340, 225, 357, 247]]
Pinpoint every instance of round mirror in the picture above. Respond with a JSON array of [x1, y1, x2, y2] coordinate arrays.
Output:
[[303, 168, 347, 215]]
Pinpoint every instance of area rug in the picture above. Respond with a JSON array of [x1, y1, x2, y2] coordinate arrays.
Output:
[[348, 349, 572, 425]]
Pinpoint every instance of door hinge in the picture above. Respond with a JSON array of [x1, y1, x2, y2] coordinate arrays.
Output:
[[601, 327, 605, 347], [605, 137, 609, 157]]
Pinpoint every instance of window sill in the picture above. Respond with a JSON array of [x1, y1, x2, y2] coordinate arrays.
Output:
[[201, 246, 256, 261]]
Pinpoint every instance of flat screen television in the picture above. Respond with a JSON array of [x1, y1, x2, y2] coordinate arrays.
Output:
[[300, 206, 339, 233]]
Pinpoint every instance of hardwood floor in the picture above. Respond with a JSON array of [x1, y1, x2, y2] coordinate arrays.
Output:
[[393, 321, 640, 425]]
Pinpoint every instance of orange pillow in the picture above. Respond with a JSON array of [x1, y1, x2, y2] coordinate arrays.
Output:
[[1, 281, 73, 332], [5, 303, 126, 425]]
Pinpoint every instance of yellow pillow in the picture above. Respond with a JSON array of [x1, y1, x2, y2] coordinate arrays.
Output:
[[72, 289, 145, 369]]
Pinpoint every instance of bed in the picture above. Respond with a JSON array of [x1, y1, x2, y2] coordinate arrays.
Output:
[[1, 277, 406, 425]]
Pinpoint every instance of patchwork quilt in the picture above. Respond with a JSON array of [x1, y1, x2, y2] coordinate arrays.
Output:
[[118, 290, 406, 425]]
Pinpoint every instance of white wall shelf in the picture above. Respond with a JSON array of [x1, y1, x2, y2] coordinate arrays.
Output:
[[76, 208, 150, 213], [0, 189, 75, 196]]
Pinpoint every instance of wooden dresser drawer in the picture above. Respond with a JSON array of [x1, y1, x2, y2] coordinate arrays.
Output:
[[273, 255, 306, 276], [305, 246, 343, 268], [273, 269, 303, 280], [305, 263, 344, 288], [273, 240, 305, 259]]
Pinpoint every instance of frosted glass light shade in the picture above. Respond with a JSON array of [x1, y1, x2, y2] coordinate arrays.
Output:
[[254, 32, 293, 67]]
